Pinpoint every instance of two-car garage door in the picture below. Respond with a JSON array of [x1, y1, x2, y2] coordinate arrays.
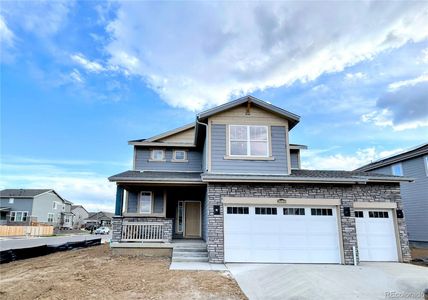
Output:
[[224, 205, 341, 263]]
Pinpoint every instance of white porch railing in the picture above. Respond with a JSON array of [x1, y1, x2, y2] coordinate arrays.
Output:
[[121, 222, 165, 242]]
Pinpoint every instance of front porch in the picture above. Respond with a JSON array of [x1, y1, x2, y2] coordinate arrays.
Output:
[[112, 184, 207, 244]]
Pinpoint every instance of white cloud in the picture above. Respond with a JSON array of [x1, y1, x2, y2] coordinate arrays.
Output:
[[388, 73, 428, 91], [1, 0, 74, 37], [345, 72, 366, 81], [302, 147, 404, 170], [71, 54, 106, 73], [362, 80, 428, 130], [69, 69, 84, 83], [102, 1, 428, 110], [0, 15, 15, 47], [421, 48, 428, 63], [0, 156, 130, 212]]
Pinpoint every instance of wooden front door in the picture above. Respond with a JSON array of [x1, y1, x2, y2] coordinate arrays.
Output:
[[184, 201, 201, 237]]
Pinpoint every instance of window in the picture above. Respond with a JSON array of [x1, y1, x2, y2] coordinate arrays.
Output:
[[48, 213, 54, 223], [355, 211, 364, 218], [64, 216, 70, 223], [227, 207, 249, 214], [8, 198, 14, 204], [425, 156, 428, 176], [255, 207, 277, 215], [177, 201, 184, 233], [10, 211, 28, 222], [311, 208, 333, 216], [283, 208, 305, 215], [139, 192, 152, 214], [53, 202, 58, 209], [151, 149, 165, 161], [391, 163, 403, 176], [368, 211, 389, 218], [173, 150, 187, 161], [229, 125, 269, 157]]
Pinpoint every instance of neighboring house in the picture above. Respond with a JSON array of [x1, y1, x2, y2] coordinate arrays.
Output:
[[85, 211, 114, 227], [0, 189, 74, 228], [356, 143, 428, 246], [71, 205, 89, 229], [109, 95, 412, 264]]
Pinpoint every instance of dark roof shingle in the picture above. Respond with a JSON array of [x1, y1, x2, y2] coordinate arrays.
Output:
[[0, 189, 51, 198]]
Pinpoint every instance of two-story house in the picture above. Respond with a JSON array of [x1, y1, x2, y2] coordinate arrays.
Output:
[[0, 189, 74, 229], [356, 143, 428, 246], [109, 96, 412, 265], [71, 205, 89, 229]]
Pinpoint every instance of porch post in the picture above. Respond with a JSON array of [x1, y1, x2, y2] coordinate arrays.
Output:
[[115, 185, 124, 216]]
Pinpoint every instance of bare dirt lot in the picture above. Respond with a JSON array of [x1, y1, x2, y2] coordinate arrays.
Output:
[[0, 245, 247, 300], [410, 246, 428, 267]]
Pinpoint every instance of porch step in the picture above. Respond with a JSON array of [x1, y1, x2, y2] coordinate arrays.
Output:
[[173, 251, 209, 257], [172, 241, 209, 263]]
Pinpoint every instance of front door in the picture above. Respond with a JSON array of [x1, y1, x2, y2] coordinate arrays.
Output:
[[184, 201, 201, 237]]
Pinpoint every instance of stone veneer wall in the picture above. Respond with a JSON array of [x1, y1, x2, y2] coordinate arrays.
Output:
[[207, 183, 411, 264], [111, 217, 173, 243]]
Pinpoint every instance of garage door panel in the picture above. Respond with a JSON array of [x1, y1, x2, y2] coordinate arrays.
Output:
[[356, 209, 398, 262], [224, 205, 341, 263]]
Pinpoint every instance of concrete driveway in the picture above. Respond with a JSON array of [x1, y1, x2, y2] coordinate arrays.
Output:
[[227, 263, 428, 300]]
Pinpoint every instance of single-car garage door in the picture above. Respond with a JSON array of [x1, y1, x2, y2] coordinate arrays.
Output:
[[224, 205, 341, 263], [355, 209, 398, 262]]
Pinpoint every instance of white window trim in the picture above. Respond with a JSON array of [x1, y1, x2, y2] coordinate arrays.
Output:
[[47, 213, 54, 223], [172, 150, 188, 162], [53, 202, 58, 209], [8, 198, 14, 204], [391, 163, 403, 176], [149, 149, 166, 162], [139, 191, 153, 214], [10, 211, 28, 222], [228, 125, 270, 158]]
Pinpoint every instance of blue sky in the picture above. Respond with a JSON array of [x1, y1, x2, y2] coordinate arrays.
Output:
[[1, 1, 427, 211]]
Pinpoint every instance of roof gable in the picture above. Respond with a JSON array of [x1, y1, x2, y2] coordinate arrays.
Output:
[[197, 95, 300, 129], [0, 189, 52, 198]]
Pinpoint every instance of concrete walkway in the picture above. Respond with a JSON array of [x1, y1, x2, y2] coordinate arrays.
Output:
[[0, 234, 104, 251], [227, 262, 428, 300]]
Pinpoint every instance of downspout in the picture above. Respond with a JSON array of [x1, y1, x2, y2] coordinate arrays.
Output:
[[196, 117, 209, 172]]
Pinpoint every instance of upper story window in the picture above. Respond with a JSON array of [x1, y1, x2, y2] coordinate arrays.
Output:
[[151, 149, 165, 161], [8, 198, 14, 204], [53, 202, 58, 209], [229, 125, 269, 157], [173, 150, 187, 161], [391, 163, 403, 176]]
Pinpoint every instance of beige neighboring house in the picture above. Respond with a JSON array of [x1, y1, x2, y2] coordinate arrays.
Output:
[[71, 205, 89, 229]]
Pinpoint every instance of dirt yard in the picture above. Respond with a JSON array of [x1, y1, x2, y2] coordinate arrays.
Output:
[[410, 246, 428, 267], [0, 245, 247, 300]]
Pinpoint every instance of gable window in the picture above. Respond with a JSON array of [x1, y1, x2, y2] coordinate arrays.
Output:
[[151, 149, 165, 161], [173, 150, 187, 161], [8, 198, 14, 204], [48, 213, 54, 223], [10, 211, 28, 222], [391, 163, 403, 176], [229, 125, 269, 157], [139, 192, 152, 214], [53, 202, 58, 209]]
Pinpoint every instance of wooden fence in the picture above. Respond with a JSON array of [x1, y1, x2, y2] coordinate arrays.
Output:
[[0, 226, 54, 237]]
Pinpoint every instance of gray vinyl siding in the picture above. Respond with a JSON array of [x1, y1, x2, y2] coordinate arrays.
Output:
[[31, 192, 65, 224], [126, 190, 164, 214], [370, 156, 428, 242], [202, 138, 207, 172], [0, 198, 33, 214], [127, 192, 138, 213], [211, 124, 288, 174], [290, 150, 300, 169], [134, 147, 202, 172]]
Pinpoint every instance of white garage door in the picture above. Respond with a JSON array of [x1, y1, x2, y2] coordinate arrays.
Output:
[[224, 206, 341, 263], [355, 209, 398, 262]]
